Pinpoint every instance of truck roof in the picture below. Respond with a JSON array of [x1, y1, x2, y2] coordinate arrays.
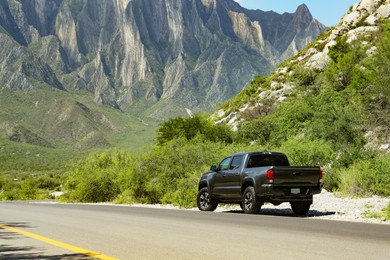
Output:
[[228, 151, 287, 157]]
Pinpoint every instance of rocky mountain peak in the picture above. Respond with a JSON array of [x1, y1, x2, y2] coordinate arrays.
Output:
[[294, 3, 313, 22], [0, 0, 325, 120]]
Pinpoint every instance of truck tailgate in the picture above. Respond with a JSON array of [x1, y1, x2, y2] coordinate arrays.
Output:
[[272, 166, 321, 187]]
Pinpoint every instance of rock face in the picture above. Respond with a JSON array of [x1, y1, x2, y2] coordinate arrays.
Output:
[[0, 0, 325, 118]]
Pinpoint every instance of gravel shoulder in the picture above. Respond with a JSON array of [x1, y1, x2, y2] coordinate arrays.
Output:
[[127, 189, 390, 225], [260, 189, 390, 224]]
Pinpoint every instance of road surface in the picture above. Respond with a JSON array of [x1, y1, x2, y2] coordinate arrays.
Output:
[[0, 201, 389, 259]]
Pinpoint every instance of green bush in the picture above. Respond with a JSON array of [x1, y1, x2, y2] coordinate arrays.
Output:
[[62, 150, 129, 202], [0, 173, 61, 201], [279, 138, 334, 166], [156, 115, 233, 146], [293, 67, 318, 87], [326, 154, 390, 197], [125, 137, 229, 206], [235, 117, 276, 145]]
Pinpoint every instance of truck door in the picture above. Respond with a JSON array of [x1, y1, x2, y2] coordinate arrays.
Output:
[[213, 155, 243, 199], [213, 156, 231, 197]]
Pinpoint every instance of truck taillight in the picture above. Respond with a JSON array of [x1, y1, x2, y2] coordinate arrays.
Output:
[[266, 169, 274, 182]]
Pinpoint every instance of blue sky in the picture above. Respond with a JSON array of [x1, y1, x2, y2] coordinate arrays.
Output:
[[234, 0, 360, 26]]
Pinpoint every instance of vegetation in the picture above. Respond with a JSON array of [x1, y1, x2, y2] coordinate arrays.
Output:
[[1, 20, 389, 210], [156, 114, 233, 146], [60, 139, 251, 206], [0, 172, 61, 200], [363, 202, 390, 221]]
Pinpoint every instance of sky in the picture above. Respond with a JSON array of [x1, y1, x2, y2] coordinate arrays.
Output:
[[234, 0, 360, 26]]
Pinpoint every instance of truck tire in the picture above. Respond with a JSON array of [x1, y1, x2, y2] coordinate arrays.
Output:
[[290, 201, 311, 215], [242, 187, 262, 214], [197, 187, 218, 211]]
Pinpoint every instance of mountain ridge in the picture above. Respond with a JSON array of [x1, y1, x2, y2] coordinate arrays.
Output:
[[0, 0, 325, 115], [0, 0, 325, 163]]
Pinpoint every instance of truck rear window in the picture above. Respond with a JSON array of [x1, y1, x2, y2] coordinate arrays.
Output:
[[247, 154, 289, 168]]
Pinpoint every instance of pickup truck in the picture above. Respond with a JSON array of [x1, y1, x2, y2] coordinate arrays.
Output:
[[197, 151, 322, 215]]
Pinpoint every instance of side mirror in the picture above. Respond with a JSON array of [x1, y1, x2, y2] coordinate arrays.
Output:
[[210, 165, 217, 172]]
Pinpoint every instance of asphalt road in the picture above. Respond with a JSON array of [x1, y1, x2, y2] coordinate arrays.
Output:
[[0, 202, 389, 259]]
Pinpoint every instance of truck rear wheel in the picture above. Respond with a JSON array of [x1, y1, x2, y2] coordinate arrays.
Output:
[[197, 187, 218, 211], [290, 201, 311, 215], [242, 187, 262, 214]]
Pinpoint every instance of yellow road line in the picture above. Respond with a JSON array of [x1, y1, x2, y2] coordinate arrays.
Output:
[[0, 223, 118, 260]]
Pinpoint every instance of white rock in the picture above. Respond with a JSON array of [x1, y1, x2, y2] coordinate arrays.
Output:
[[359, 0, 382, 13], [259, 90, 270, 99], [365, 14, 378, 25], [270, 82, 279, 90], [346, 26, 379, 43], [342, 10, 361, 27], [238, 104, 250, 112], [377, 4, 390, 18], [379, 143, 390, 150], [305, 52, 332, 70], [278, 67, 288, 74], [230, 121, 239, 132], [324, 40, 337, 54], [366, 46, 377, 56], [217, 109, 225, 118]]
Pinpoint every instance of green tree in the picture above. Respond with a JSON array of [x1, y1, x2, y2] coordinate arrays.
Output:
[[156, 115, 232, 146]]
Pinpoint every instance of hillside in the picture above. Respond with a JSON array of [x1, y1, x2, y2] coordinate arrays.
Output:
[[0, 86, 158, 173], [214, 0, 390, 155]]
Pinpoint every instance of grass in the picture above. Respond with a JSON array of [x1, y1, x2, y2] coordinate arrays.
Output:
[[0, 86, 160, 175], [362, 205, 390, 221]]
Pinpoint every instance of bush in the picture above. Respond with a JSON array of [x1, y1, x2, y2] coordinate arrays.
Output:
[[326, 154, 390, 197], [235, 117, 276, 145], [156, 115, 233, 146], [279, 138, 335, 166], [62, 150, 129, 202], [125, 137, 229, 206], [0, 173, 61, 201]]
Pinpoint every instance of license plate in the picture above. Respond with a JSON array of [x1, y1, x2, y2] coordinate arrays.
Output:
[[291, 188, 300, 194]]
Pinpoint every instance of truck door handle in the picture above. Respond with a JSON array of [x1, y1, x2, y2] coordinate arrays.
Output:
[[235, 173, 239, 176], [293, 172, 301, 175]]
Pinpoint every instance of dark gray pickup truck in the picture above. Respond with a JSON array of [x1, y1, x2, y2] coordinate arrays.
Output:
[[197, 151, 323, 215]]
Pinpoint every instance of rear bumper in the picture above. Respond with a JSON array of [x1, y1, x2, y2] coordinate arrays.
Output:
[[258, 184, 322, 203]]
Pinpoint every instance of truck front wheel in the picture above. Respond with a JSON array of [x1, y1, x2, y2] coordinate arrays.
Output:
[[290, 201, 311, 215], [197, 187, 218, 211], [242, 187, 262, 214]]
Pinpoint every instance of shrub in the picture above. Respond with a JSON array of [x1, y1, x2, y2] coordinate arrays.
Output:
[[279, 138, 335, 166], [326, 154, 390, 197], [62, 150, 129, 202], [156, 115, 233, 146], [126, 137, 228, 206]]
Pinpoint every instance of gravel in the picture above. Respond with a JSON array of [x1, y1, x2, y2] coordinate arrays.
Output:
[[128, 189, 390, 225], [259, 189, 390, 224]]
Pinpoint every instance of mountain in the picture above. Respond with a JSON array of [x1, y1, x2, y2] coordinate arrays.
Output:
[[0, 0, 325, 115], [214, 0, 390, 153], [0, 0, 325, 170]]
